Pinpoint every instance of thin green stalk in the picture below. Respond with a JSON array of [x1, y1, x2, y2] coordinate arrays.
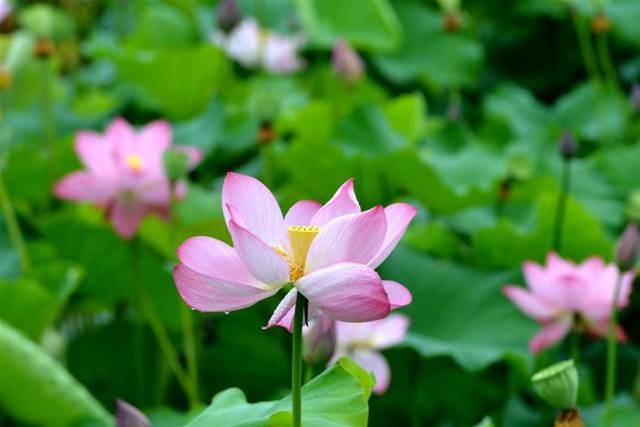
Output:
[[130, 239, 198, 408], [604, 274, 624, 427], [596, 34, 619, 90], [292, 293, 307, 427], [40, 58, 55, 154], [552, 159, 571, 251], [570, 331, 580, 366], [0, 173, 31, 273], [570, 9, 601, 81]]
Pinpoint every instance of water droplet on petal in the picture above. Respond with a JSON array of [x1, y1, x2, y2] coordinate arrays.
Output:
[[224, 311, 230, 315]]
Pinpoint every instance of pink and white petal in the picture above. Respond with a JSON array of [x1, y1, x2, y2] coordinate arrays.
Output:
[[105, 117, 137, 154], [138, 120, 172, 154], [265, 288, 298, 330], [75, 131, 116, 176], [177, 236, 264, 286], [173, 264, 278, 312], [617, 270, 636, 307], [228, 220, 290, 285], [305, 206, 387, 273], [370, 313, 410, 350], [53, 171, 116, 205], [352, 350, 391, 394], [529, 317, 572, 353], [583, 317, 627, 341], [284, 200, 322, 227], [522, 261, 556, 301], [502, 286, 558, 322], [382, 281, 412, 310], [136, 178, 172, 205], [310, 179, 360, 227], [109, 200, 148, 239], [222, 172, 285, 246], [295, 263, 390, 322], [368, 203, 417, 269]]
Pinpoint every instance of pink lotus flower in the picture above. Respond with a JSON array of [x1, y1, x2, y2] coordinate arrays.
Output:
[[329, 314, 410, 394], [503, 253, 635, 353], [212, 18, 304, 74], [173, 173, 415, 327], [0, 0, 12, 23], [54, 118, 202, 239]]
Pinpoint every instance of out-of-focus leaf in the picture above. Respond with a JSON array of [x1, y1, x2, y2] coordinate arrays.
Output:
[[581, 395, 640, 427], [126, 3, 199, 49], [607, 0, 640, 48], [383, 93, 427, 143], [0, 319, 112, 426], [483, 84, 551, 139], [187, 357, 371, 427], [553, 82, 630, 143], [117, 45, 230, 120], [379, 246, 536, 370], [335, 105, 408, 155], [294, 0, 402, 52], [374, 2, 483, 91]]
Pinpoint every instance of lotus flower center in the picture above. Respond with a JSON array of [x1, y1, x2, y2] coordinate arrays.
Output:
[[287, 225, 319, 281], [125, 154, 143, 173]]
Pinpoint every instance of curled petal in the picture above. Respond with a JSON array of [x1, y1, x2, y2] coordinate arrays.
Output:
[[368, 203, 417, 269], [228, 220, 290, 285], [173, 264, 278, 312], [222, 172, 285, 246], [529, 317, 572, 353], [305, 206, 387, 273], [502, 286, 558, 322], [177, 236, 263, 286], [265, 288, 298, 330], [296, 263, 390, 322], [310, 179, 360, 227], [382, 280, 412, 310]]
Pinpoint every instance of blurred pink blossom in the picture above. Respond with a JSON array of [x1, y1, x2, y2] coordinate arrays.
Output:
[[503, 252, 635, 353], [329, 314, 410, 394], [332, 40, 364, 83], [173, 173, 415, 327], [54, 118, 201, 239], [213, 18, 304, 74], [0, 0, 12, 23]]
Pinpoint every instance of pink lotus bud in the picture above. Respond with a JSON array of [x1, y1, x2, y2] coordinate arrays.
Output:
[[558, 131, 576, 160], [332, 40, 364, 83], [304, 316, 336, 365], [615, 223, 639, 272], [116, 399, 150, 427], [630, 84, 640, 112]]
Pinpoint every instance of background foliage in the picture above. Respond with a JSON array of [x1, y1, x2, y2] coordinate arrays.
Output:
[[1, 0, 640, 426]]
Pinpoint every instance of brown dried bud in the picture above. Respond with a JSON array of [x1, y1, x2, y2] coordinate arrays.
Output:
[[257, 121, 277, 144], [443, 11, 463, 32], [555, 408, 585, 427], [332, 40, 364, 83], [0, 66, 11, 90], [34, 38, 55, 59], [615, 222, 639, 272], [216, 0, 241, 33], [558, 132, 577, 160], [591, 12, 611, 35]]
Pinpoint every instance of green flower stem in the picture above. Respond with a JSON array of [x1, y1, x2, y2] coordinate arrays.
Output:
[[570, 9, 601, 82], [604, 274, 624, 427], [553, 159, 571, 251], [0, 173, 31, 273], [570, 331, 580, 366], [292, 293, 307, 427], [596, 34, 619, 90], [130, 238, 198, 408], [40, 58, 55, 154], [169, 185, 202, 409]]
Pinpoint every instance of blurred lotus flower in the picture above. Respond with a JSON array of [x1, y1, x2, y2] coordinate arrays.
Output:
[[332, 40, 364, 83], [116, 399, 150, 427], [212, 18, 304, 74], [173, 173, 416, 327], [216, 0, 241, 33], [630, 84, 640, 112], [329, 314, 410, 394], [503, 253, 634, 353], [0, 0, 11, 24], [615, 223, 639, 272], [54, 118, 202, 239], [304, 315, 336, 365]]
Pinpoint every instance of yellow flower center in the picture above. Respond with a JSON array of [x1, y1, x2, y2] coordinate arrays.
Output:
[[285, 225, 319, 281], [125, 154, 143, 173]]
